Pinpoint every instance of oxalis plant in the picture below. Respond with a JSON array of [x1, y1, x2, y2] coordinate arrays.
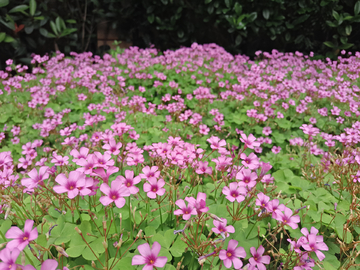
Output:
[[0, 45, 360, 270]]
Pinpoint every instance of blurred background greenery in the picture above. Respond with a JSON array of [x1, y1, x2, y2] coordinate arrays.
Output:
[[1, 0, 360, 69]]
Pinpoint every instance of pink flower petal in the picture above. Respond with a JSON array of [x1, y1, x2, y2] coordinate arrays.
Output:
[[137, 243, 151, 257]]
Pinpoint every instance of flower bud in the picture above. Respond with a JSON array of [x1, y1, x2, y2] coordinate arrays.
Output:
[[102, 240, 107, 250], [55, 245, 69, 257], [136, 229, 143, 239], [75, 227, 82, 234], [208, 213, 222, 222]]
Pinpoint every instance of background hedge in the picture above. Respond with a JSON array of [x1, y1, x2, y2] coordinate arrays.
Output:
[[2, 0, 360, 69]]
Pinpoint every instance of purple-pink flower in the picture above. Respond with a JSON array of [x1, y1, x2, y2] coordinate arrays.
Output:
[[274, 207, 300, 229], [222, 182, 246, 203], [53, 171, 91, 199], [174, 199, 197, 220], [185, 192, 209, 215], [212, 218, 235, 237], [240, 133, 260, 150], [132, 241, 167, 270], [99, 180, 130, 208], [219, 240, 246, 269], [143, 178, 166, 199], [248, 245, 270, 270], [5, 219, 38, 251], [116, 170, 141, 194], [0, 248, 21, 270]]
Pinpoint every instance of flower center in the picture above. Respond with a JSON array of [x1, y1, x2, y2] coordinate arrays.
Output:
[[23, 236, 28, 241], [112, 195, 116, 200], [283, 219, 287, 223], [127, 182, 131, 187], [227, 252, 232, 257], [149, 259, 154, 264], [152, 188, 157, 192], [69, 186, 74, 190]]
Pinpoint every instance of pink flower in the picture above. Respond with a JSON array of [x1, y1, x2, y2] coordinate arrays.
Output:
[[262, 127, 272, 136], [293, 253, 315, 270], [212, 218, 235, 237], [102, 138, 122, 155], [23, 259, 61, 270], [93, 167, 119, 184], [185, 192, 209, 215], [115, 170, 141, 194], [240, 153, 260, 170], [248, 245, 270, 270], [236, 169, 257, 188], [76, 154, 97, 174], [140, 166, 160, 181], [5, 220, 38, 251], [271, 146, 281, 154], [199, 124, 210, 135], [21, 166, 49, 193], [212, 156, 232, 171], [70, 147, 89, 164], [240, 133, 260, 150], [195, 161, 213, 175], [132, 242, 167, 270], [99, 180, 130, 208], [274, 207, 300, 229], [174, 199, 197, 220], [222, 182, 246, 203], [207, 136, 226, 150], [300, 227, 328, 261], [255, 192, 270, 213], [53, 171, 90, 199], [143, 178, 166, 199], [94, 152, 114, 169], [219, 240, 246, 269], [0, 248, 21, 270]]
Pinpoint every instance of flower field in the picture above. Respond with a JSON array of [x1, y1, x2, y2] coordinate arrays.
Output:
[[0, 43, 359, 270]]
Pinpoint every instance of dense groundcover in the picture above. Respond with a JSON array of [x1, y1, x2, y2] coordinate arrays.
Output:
[[0, 44, 360, 270]]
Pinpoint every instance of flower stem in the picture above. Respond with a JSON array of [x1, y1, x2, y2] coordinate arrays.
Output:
[[128, 196, 133, 239]]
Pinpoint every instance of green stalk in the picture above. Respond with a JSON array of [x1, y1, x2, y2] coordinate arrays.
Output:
[[128, 196, 133, 239], [158, 197, 163, 230]]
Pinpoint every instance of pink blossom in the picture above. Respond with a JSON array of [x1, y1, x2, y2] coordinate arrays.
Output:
[[236, 169, 257, 188], [222, 182, 246, 203], [240, 153, 260, 170], [5, 220, 38, 251], [132, 242, 167, 269], [185, 192, 209, 215], [274, 207, 300, 229], [248, 245, 270, 270], [271, 146, 281, 154], [143, 178, 166, 199], [93, 167, 119, 184], [195, 161, 213, 175], [240, 133, 260, 149], [99, 180, 130, 208], [116, 170, 141, 194], [0, 248, 21, 270], [262, 127, 272, 136], [53, 171, 90, 199], [219, 240, 246, 269], [207, 136, 226, 150], [21, 166, 49, 193], [174, 199, 197, 220], [212, 218, 235, 237], [23, 259, 64, 270], [140, 166, 160, 181], [102, 139, 122, 155]]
